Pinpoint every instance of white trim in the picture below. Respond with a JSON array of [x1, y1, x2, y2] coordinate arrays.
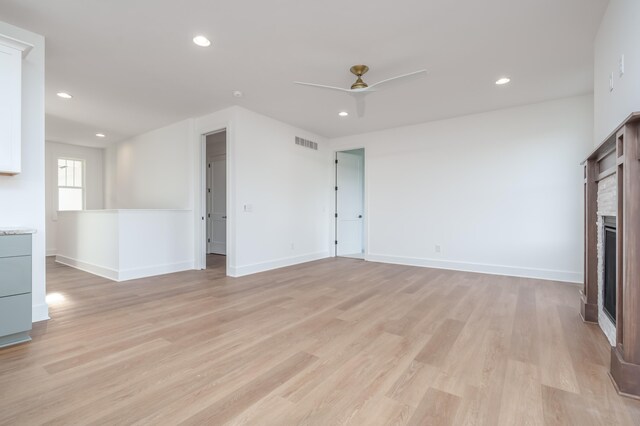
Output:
[[0, 33, 34, 57], [55, 255, 119, 281], [32, 302, 50, 322], [46, 249, 57, 257], [229, 251, 330, 277], [366, 254, 582, 283], [118, 261, 194, 281], [55, 255, 194, 282]]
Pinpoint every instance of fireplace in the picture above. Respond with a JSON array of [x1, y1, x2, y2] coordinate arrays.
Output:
[[603, 216, 616, 324], [582, 112, 640, 398]]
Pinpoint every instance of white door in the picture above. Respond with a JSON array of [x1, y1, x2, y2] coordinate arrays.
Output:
[[207, 155, 227, 255], [336, 150, 364, 257]]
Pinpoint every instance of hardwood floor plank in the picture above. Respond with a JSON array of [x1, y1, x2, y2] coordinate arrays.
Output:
[[0, 256, 638, 425], [414, 318, 465, 367], [498, 359, 545, 426], [180, 351, 317, 425], [407, 387, 461, 426]]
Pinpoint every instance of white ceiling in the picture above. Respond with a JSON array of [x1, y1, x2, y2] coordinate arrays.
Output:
[[0, 0, 608, 146]]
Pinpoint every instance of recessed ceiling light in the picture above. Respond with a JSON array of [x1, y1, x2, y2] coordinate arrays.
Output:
[[95, 133, 106, 138], [338, 111, 349, 117], [57, 92, 73, 99], [495, 77, 511, 85], [233, 90, 243, 98], [193, 35, 211, 47]]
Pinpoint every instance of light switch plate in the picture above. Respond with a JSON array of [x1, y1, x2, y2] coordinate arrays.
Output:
[[609, 73, 614, 92]]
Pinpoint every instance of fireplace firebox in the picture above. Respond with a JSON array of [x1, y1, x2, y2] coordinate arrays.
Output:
[[603, 216, 616, 324]]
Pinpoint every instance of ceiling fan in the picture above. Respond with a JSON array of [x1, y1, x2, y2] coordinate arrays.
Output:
[[294, 65, 427, 117]]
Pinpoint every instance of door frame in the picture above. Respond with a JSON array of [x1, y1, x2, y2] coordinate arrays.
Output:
[[197, 126, 232, 273], [333, 147, 368, 258]]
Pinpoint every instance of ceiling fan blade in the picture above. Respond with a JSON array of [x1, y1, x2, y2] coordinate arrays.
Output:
[[294, 81, 352, 93], [367, 69, 427, 90]]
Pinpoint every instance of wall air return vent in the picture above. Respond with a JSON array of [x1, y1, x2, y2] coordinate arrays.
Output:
[[295, 136, 318, 151]]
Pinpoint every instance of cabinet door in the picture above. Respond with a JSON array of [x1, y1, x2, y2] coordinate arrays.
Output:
[[0, 43, 22, 174], [0, 293, 32, 337]]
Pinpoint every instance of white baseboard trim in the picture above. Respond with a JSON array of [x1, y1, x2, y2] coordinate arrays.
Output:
[[229, 251, 330, 277], [118, 261, 194, 281], [56, 255, 195, 282], [46, 249, 57, 257], [32, 302, 50, 323], [366, 254, 582, 283], [55, 255, 119, 281]]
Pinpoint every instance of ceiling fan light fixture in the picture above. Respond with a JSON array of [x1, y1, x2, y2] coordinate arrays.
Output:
[[495, 77, 511, 85]]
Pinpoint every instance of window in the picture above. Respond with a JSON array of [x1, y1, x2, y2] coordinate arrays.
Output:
[[58, 158, 84, 211]]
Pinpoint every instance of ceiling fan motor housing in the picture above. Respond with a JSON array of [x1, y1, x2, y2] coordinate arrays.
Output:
[[350, 65, 369, 89]]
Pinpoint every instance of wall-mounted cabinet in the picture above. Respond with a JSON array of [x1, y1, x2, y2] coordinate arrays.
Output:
[[0, 34, 33, 175]]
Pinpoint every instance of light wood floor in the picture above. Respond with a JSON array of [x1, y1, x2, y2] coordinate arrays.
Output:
[[1, 257, 639, 425]]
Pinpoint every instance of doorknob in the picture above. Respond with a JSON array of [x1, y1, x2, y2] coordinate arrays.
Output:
[[222, 216, 227, 219], [358, 215, 362, 218]]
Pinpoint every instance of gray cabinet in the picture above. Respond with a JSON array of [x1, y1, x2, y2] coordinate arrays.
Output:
[[0, 234, 32, 348]]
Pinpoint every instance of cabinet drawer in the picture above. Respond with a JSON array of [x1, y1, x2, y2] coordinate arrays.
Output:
[[0, 256, 31, 297], [0, 293, 32, 337], [0, 235, 31, 258]]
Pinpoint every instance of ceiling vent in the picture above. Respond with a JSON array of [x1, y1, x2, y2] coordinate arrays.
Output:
[[295, 136, 318, 151]]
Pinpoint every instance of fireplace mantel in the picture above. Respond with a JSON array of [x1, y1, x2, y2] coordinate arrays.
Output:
[[582, 112, 640, 398]]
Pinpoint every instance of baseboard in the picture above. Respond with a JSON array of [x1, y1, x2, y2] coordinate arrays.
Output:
[[229, 251, 330, 277], [118, 261, 194, 281], [366, 254, 582, 283], [55, 255, 119, 281], [32, 302, 50, 322], [46, 249, 57, 257]]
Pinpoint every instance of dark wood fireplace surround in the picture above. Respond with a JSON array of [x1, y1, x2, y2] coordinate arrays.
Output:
[[582, 112, 640, 399]]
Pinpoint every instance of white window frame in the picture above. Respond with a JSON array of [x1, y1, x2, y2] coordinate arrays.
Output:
[[57, 157, 86, 212]]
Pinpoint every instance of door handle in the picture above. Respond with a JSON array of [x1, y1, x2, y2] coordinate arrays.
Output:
[[222, 216, 227, 219], [358, 215, 362, 218]]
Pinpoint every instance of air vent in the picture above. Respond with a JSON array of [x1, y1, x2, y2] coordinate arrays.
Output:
[[295, 136, 318, 151]]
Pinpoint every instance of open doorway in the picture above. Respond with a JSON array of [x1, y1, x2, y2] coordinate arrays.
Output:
[[335, 148, 365, 258], [205, 130, 227, 270]]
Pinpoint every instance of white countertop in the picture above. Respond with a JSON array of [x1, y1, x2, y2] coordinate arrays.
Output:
[[0, 228, 37, 236]]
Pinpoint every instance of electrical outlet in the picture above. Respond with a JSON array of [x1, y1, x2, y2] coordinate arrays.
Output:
[[435, 245, 441, 253], [620, 55, 625, 77]]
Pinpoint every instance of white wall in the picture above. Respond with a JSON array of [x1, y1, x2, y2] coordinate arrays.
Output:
[[56, 210, 192, 281], [594, 0, 640, 144], [330, 95, 593, 282], [105, 106, 332, 276], [56, 210, 119, 276], [230, 107, 331, 275], [45, 141, 104, 255], [0, 21, 47, 321], [105, 119, 194, 209], [118, 210, 193, 280]]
